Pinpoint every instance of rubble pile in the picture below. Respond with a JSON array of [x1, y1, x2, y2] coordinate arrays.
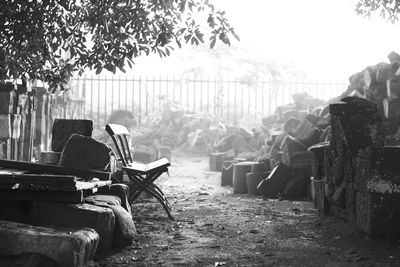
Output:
[[251, 92, 327, 200], [211, 51, 400, 237], [309, 51, 400, 236]]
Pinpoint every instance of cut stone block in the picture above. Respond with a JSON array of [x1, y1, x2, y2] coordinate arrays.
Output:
[[386, 77, 400, 99], [280, 134, 307, 154], [281, 151, 311, 171], [329, 100, 383, 152], [314, 179, 329, 217], [292, 118, 321, 147], [376, 63, 395, 83], [283, 117, 301, 135], [39, 151, 61, 165], [0, 114, 10, 139], [27, 201, 115, 252], [388, 50, 400, 66], [59, 134, 111, 172], [356, 191, 400, 236], [85, 195, 136, 248], [0, 220, 98, 267], [209, 152, 226, 172], [251, 162, 267, 173], [246, 172, 266, 195], [215, 133, 236, 152], [282, 173, 307, 199], [0, 84, 15, 115], [51, 119, 93, 152], [355, 147, 400, 193], [383, 98, 400, 119], [257, 163, 292, 198], [97, 183, 131, 215], [0, 253, 58, 267], [308, 142, 329, 180], [221, 161, 234, 186], [232, 162, 255, 194]]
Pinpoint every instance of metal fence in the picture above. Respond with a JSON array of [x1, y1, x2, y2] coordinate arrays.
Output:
[[70, 75, 348, 128]]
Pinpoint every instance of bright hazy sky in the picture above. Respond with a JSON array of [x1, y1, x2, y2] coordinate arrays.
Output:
[[132, 0, 400, 81]]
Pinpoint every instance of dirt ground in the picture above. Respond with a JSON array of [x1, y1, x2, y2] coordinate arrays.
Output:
[[95, 155, 400, 267]]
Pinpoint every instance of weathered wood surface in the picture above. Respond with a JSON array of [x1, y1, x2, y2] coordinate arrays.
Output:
[[0, 159, 110, 180]]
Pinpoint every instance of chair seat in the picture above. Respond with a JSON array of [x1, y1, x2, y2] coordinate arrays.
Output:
[[125, 158, 170, 174]]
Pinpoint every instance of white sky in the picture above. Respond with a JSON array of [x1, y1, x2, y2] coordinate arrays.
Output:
[[130, 0, 400, 81]]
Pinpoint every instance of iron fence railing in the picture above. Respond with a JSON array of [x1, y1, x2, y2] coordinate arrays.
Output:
[[70, 75, 347, 129]]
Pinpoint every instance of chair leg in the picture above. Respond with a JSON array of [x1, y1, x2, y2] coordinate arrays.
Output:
[[145, 188, 174, 220]]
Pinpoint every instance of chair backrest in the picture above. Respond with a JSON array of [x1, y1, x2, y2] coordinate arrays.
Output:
[[105, 124, 133, 166]]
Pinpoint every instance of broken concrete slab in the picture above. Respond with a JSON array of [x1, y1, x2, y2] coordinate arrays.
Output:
[[0, 220, 98, 267], [27, 201, 115, 253]]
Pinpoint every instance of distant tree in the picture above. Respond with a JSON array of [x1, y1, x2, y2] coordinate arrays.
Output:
[[0, 0, 238, 91], [355, 0, 400, 22]]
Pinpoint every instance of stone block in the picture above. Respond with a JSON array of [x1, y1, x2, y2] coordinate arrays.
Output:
[[0, 220, 98, 267], [209, 152, 226, 172], [0, 84, 15, 115], [314, 179, 329, 217], [51, 119, 93, 152], [257, 163, 292, 198], [329, 99, 383, 151], [356, 191, 400, 236], [0, 115, 10, 139], [282, 117, 301, 135], [386, 77, 400, 99], [282, 172, 307, 199], [251, 162, 267, 173], [27, 201, 115, 252], [279, 134, 307, 154], [281, 151, 311, 171], [221, 162, 234, 186], [308, 142, 329, 180], [232, 161, 255, 193], [245, 172, 266, 195], [383, 98, 400, 119], [59, 134, 111, 172], [292, 118, 321, 147], [85, 195, 136, 248], [355, 147, 400, 193], [39, 151, 61, 165]]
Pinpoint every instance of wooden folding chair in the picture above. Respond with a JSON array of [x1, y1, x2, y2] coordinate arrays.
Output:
[[105, 124, 173, 220]]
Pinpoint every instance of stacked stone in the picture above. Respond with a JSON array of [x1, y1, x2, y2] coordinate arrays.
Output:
[[309, 51, 400, 236], [0, 84, 36, 161], [257, 112, 326, 200]]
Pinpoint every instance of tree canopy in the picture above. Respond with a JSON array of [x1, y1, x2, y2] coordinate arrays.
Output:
[[356, 0, 400, 22], [0, 0, 238, 91]]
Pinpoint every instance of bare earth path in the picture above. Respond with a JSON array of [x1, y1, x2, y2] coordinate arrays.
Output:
[[96, 155, 400, 267]]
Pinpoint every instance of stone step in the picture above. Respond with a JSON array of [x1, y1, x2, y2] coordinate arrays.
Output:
[[0, 220, 98, 267]]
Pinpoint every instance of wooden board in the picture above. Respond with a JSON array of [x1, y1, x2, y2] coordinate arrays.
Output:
[[0, 159, 110, 180], [0, 173, 77, 186], [0, 189, 83, 203]]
